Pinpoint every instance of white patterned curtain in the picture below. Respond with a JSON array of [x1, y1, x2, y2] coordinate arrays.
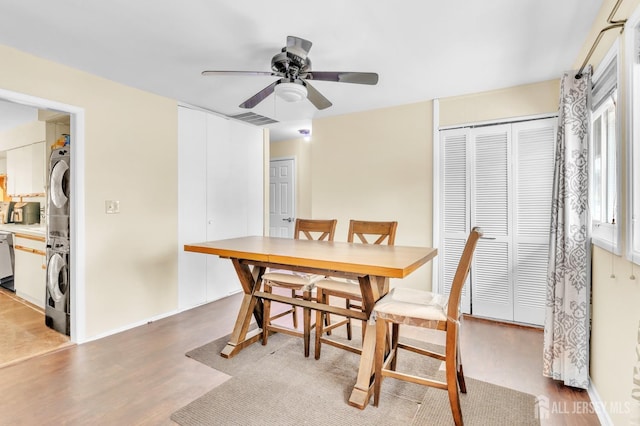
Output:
[[543, 68, 592, 389]]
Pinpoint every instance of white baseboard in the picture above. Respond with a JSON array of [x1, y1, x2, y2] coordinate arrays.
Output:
[[15, 290, 44, 310], [83, 290, 242, 344], [588, 378, 614, 426], [81, 309, 179, 344]]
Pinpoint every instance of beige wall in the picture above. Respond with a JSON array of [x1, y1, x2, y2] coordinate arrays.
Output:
[[592, 247, 639, 424], [270, 137, 312, 219], [0, 44, 178, 339], [268, 83, 560, 291], [439, 80, 559, 126], [311, 101, 433, 290], [275, 81, 559, 294]]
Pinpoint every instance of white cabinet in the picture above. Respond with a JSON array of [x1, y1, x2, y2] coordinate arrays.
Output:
[[31, 141, 46, 194], [178, 106, 264, 310], [6, 142, 46, 196], [14, 234, 46, 308], [6, 147, 24, 195]]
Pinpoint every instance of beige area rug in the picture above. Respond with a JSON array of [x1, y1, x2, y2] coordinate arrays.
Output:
[[172, 332, 539, 425]]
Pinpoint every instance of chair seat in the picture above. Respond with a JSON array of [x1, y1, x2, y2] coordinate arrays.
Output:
[[374, 287, 449, 326], [262, 271, 323, 290], [315, 278, 361, 297]]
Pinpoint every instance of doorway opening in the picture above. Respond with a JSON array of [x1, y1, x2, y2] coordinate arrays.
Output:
[[0, 88, 85, 353]]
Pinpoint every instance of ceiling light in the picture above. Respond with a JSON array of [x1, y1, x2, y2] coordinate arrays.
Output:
[[298, 128, 311, 142], [275, 82, 308, 102]]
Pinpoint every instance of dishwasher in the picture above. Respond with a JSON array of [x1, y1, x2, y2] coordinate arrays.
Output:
[[0, 231, 15, 291]]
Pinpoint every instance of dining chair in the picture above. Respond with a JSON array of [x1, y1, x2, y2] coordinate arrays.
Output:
[[262, 218, 338, 357], [314, 220, 398, 359], [372, 227, 482, 426]]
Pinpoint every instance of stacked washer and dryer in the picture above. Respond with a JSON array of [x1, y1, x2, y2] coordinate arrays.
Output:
[[45, 147, 71, 336]]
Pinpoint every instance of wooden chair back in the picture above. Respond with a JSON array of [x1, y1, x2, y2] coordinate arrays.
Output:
[[294, 219, 338, 241], [348, 220, 398, 246], [446, 227, 483, 321]]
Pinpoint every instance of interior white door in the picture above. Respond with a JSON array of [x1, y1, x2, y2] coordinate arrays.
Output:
[[269, 159, 295, 237], [470, 124, 513, 322], [440, 127, 471, 314], [512, 119, 556, 325]]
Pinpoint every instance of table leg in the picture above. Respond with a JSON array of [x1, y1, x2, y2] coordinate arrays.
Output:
[[348, 318, 377, 408], [221, 260, 265, 358], [348, 275, 388, 409]]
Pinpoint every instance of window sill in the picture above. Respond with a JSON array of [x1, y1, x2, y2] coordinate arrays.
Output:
[[591, 224, 621, 255]]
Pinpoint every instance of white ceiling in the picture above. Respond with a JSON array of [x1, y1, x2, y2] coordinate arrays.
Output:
[[0, 0, 603, 141]]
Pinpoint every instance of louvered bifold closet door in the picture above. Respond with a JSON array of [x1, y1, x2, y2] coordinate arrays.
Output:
[[471, 124, 513, 321], [512, 118, 556, 325], [440, 128, 471, 313]]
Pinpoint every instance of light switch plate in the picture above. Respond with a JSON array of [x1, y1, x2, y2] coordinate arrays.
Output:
[[105, 200, 120, 214]]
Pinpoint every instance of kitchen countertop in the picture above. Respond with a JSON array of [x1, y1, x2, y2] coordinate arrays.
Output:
[[0, 224, 46, 238]]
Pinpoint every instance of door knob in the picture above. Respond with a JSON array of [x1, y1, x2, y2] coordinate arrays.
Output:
[[282, 217, 294, 223]]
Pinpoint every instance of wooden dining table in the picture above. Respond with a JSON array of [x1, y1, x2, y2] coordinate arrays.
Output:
[[184, 235, 437, 409]]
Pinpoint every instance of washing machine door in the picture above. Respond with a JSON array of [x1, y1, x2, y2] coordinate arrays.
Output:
[[47, 253, 68, 303], [50, 160, 70, 209]]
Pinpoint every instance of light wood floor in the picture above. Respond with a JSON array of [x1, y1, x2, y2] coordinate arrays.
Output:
[[0, 288, 71, 368], [0, 292, 600, 425]]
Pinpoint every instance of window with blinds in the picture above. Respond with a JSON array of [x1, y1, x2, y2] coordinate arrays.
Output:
[[626, 8, 640, 265], [438, 117, 556, 325], [590, 41, 621, 255]]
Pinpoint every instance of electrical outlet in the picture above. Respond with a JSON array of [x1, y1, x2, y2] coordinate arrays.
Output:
[[105, 200, 120, 214]]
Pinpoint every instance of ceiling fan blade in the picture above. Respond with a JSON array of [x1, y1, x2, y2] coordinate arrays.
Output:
[[303, 81, 332, 110], [286, 36, 313, 59], [202, 70, 282, 77], [305, 71, 379, 85], [239, 80, 279, 109]]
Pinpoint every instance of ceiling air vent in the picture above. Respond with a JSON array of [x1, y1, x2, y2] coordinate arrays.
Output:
[[229, 112, 278, 126]]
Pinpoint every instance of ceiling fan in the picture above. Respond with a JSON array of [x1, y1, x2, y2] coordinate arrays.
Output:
[[202, 36, 379, 110]]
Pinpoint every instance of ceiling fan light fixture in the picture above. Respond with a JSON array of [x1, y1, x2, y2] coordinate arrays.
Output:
[[275, 82, 308, 102]]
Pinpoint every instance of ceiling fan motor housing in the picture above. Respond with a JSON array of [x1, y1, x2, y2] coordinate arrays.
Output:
[[271, 48, 311, 80]]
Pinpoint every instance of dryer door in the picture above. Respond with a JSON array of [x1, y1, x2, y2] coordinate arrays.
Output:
[[50, 159, 70, 210], [47, 252, 68, 304]]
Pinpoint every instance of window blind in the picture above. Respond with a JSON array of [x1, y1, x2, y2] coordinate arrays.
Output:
[[591, 58, 617, 111]]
